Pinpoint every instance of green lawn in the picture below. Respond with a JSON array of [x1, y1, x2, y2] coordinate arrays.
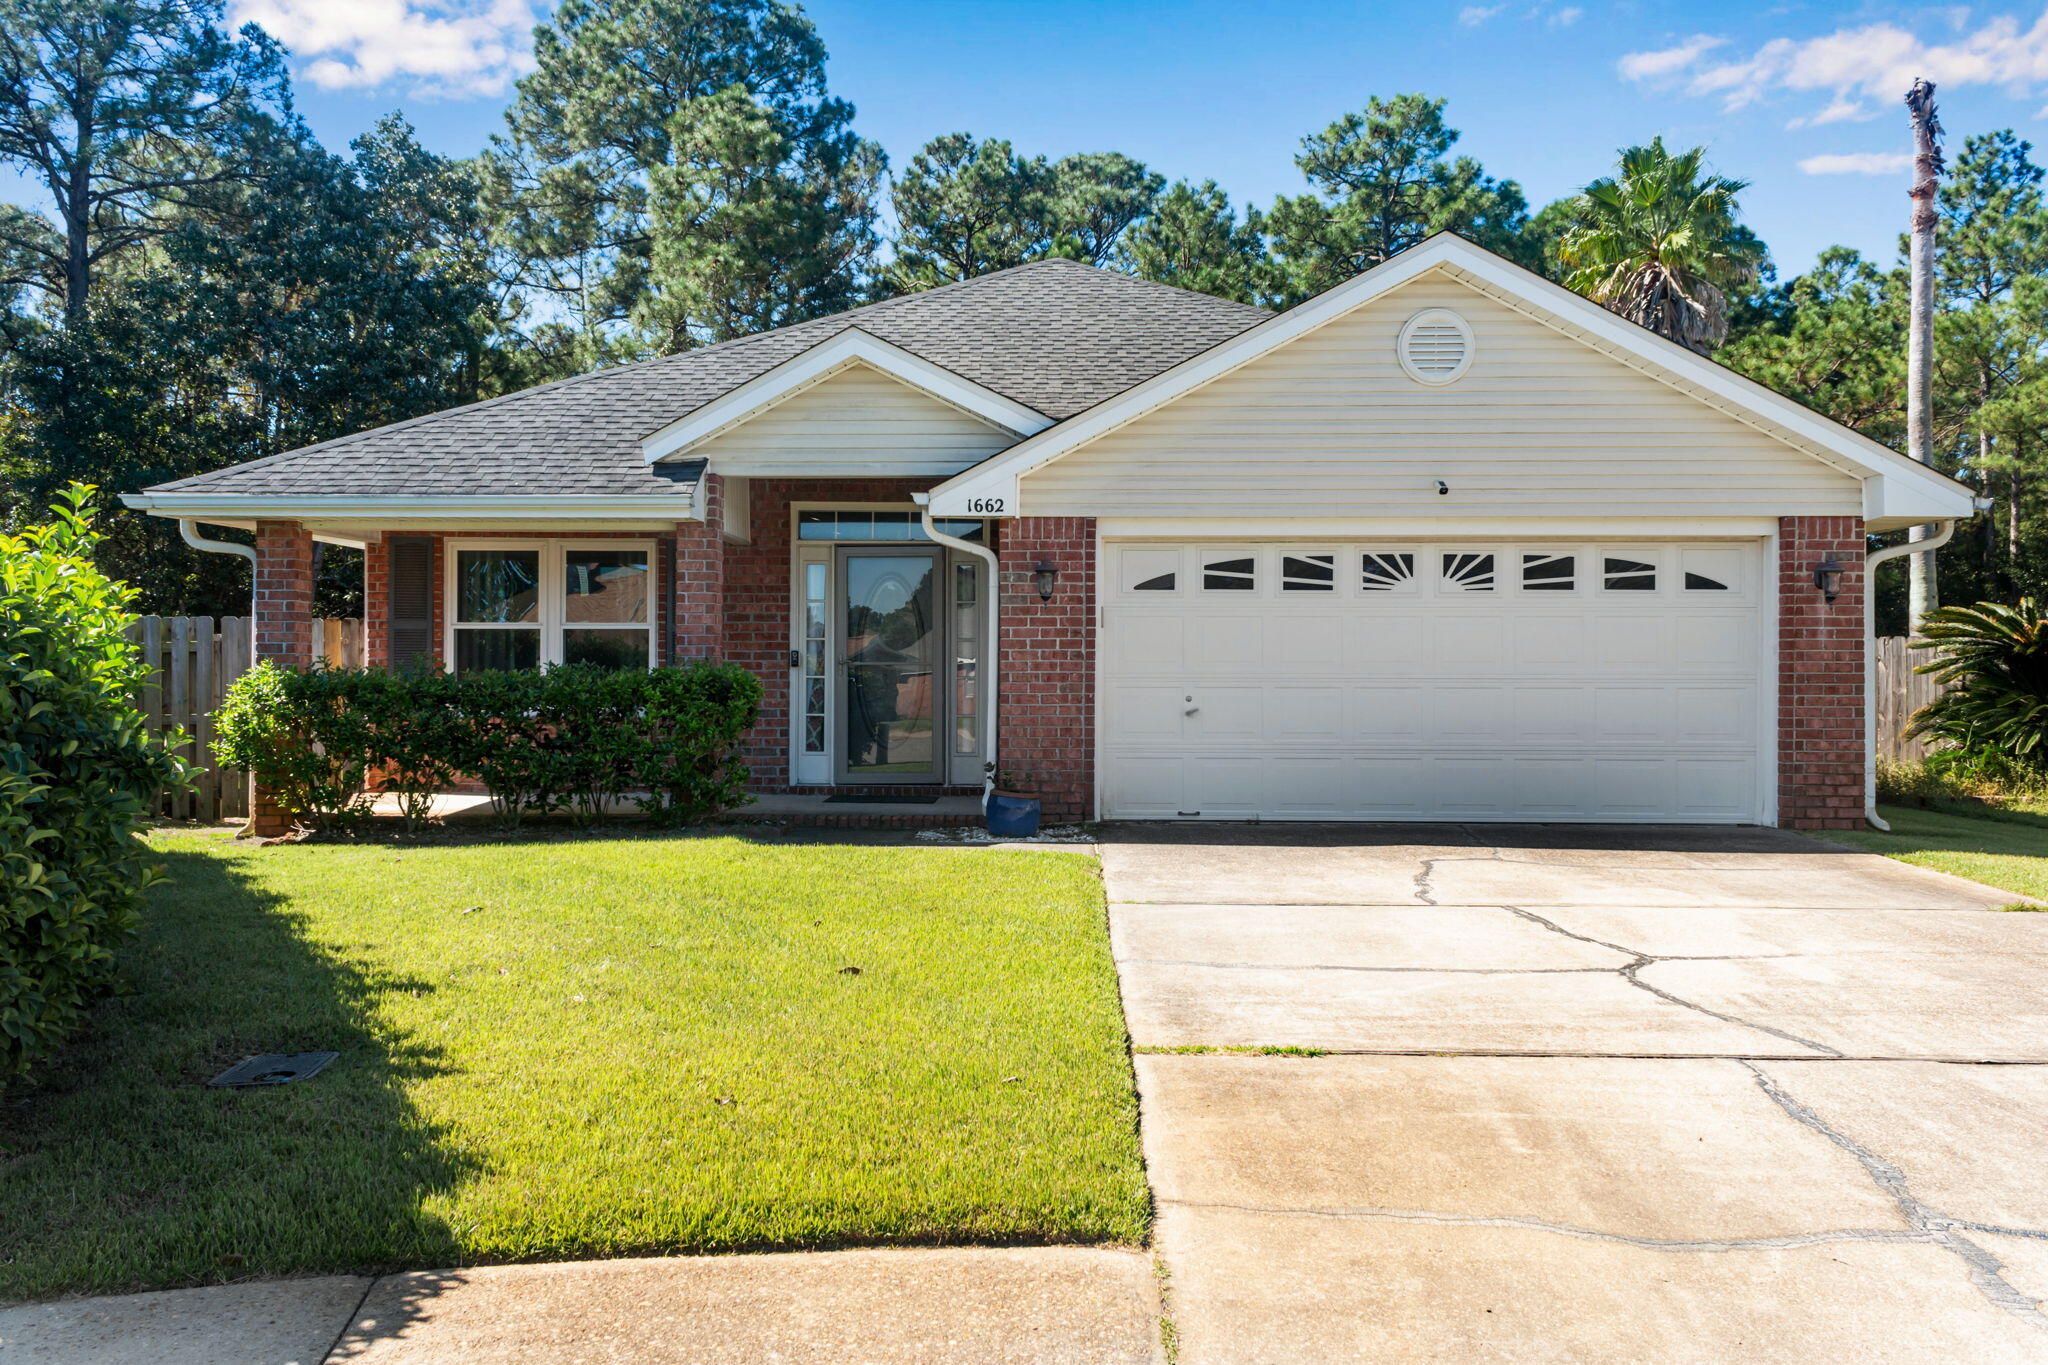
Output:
[[1837, 802, 2048, 904], [0, 832, 1146, 1301]]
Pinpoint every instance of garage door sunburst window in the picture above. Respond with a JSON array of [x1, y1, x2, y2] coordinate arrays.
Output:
[[1440, 552, 1495, 592]]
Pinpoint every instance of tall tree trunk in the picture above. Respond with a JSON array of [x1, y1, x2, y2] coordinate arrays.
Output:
[[1905, 78, 1945, 629]]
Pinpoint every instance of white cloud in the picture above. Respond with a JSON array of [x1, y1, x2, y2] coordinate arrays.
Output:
[[229, 0, 540, 97], [1619, 7, 2048, 125], [1459, 5, 1505, 26], [1549, 6, 1584, 27], [1617, 34, 1725, 81], [1798, 151, 1917, 174]]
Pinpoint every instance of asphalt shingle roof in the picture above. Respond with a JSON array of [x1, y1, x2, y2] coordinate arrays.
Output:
[[150, 260, 1271, 498]]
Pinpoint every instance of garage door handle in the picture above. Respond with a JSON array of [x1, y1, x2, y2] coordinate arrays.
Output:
[[1183, 705, 1200, 716]]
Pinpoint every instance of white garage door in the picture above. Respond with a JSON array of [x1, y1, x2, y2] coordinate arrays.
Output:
[[1101, 541, 1768, 823]]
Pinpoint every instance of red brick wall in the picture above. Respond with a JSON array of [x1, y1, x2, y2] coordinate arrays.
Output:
[[363, 537, 391, 667], [674, 475, 726, 661], [1778, 516, 1866, 830], [721, 477, 942, 792], [253, 521, 315, 665], [997, 517, 1096, 822]]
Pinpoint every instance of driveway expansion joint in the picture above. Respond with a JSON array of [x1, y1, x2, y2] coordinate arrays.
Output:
[[1742, 1061, 2048, 1327], [1156, 1197, 1933, 1254]]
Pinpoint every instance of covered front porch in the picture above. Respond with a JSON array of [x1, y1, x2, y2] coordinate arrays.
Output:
[[177, 474, 1098, 822]]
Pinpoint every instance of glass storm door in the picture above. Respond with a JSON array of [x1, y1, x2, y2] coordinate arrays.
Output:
[[838, 549, 941, 782]]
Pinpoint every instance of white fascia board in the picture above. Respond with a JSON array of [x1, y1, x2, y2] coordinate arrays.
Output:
[[122, 493, 704, 521], [1097, 515, 1780, 540], [640, 327, 1053, 463], [931, 232, 1979, 520]]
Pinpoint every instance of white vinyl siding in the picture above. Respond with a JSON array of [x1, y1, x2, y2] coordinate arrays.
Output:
[[1022, 276, 1860, 519], [691, 363, 1020, 476]]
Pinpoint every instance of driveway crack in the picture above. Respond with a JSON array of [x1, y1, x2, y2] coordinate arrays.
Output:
[[1498, 906, 1845, 1057], [1742, 1061, 2048, 1327]]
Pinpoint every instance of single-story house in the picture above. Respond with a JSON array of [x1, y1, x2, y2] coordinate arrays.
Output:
[[126, 233, 1976, 832]]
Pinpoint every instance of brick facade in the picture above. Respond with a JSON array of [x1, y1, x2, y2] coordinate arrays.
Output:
[[1777, 515, 1867, 831], [253, 521, 315, 665], [995, 517, 1097, 822], [334, 507, 1865, 830]]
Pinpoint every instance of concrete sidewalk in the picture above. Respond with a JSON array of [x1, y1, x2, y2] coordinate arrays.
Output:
[[0, 1247, 1157, 1364]]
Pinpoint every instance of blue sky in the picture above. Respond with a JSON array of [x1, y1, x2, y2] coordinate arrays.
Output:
[[33, 1, 2048, 278]]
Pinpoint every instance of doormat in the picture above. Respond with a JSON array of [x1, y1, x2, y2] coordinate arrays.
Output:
[[824, 794, 941, 805]]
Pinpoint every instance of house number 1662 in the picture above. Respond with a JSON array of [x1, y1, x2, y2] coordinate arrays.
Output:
[[965, 497, 1005, 514]]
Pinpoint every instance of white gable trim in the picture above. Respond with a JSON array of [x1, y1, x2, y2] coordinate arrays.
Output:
[[929, 234, 1976, 523], [641, 327, 1053, 463]]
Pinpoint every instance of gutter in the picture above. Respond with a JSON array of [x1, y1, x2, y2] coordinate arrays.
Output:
[[1861, 510, 1981, 829], [913, 493, 998, 806]]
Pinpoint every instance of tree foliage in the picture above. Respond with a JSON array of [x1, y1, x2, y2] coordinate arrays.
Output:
[[1907, 599, 2048, 773], [490, 0, 879, 368], [0, 0, 289, 321], [1127, 180, 1268, 305], [887, 134, 1162, 292], [1261, 94, 1528, 305], [1556, 137, 1768, 353]]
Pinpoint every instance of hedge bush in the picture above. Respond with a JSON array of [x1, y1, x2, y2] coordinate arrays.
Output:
[[214, 661, 762, 831], [2, 486, 189, 1079]]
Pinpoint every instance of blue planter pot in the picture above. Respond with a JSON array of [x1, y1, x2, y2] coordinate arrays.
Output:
[[985, 791, 1042, 839]]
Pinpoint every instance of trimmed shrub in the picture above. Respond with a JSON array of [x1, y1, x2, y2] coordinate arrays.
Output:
[[212, 661, 763, 831], [1, 486, 189, 1079]]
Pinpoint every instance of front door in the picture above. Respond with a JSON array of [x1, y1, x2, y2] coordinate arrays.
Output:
[[837, 548, 942, 783]]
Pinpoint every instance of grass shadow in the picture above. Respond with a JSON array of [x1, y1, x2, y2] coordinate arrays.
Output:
[[0, 844, 476, 1301]]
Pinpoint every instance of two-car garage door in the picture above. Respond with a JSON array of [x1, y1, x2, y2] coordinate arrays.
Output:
[[1100, 541, 1768, 823]]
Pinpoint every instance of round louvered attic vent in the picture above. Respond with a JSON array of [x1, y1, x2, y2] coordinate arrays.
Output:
[[1397, 309, 1474, 385]]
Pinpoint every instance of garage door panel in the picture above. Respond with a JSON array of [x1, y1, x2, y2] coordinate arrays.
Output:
[[1350, 686, 1428, 741], [1512, 687, 1591, 745], [1436, 615, 1510, 668], [1433, 687, 1510, 743], [1346, 615, 1426, 670], [1107, 613, 1184, 672], [1268, 615, 1344, 670], [1107, 685, 1188, 742], [1591, 615, 1670, 668], [1102, 540, 1766, 823], [1270, 685, 1346, 740], [1191, 616, 1264, 670]]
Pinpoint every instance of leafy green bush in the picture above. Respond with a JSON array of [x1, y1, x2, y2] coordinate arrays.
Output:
[[212, 661, 763, 831], [1908, 600, 2048, 782], [1, 486, 189, 1079]]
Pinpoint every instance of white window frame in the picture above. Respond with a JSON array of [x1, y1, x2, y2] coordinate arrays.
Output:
[[444, 538, 659, 671]]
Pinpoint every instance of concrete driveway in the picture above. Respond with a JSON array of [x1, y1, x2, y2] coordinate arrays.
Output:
[[1103, 823, 2048, 1363]]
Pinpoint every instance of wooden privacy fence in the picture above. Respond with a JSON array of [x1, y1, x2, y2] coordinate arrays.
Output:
[[127, 616, 363, 822], [1874, 635, 1951, 763]]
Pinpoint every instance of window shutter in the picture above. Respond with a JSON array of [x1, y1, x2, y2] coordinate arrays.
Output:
[[387, 535, 434, 668]]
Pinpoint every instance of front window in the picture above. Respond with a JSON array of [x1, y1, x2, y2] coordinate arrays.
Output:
[[452, 543, 654, 671], [797, 510, 985, 542]]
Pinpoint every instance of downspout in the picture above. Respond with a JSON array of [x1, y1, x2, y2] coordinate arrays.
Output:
[[179, 520, 259, 666], [1864, 515, 1971, 829], [913, 493, 999, 806]]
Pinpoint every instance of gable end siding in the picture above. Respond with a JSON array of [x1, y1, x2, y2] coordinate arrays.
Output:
[[690, 364, 1020, 476], [1019, 276, 1861, 520]]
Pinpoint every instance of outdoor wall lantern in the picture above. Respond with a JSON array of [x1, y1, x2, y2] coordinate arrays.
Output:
[[1032, 560, 1059, 601], [1813, 557, 1846, 603]]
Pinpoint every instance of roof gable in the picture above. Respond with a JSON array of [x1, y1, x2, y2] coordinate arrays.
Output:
[[931, 234, 1977, 528], [641, 328, 1050, 468]]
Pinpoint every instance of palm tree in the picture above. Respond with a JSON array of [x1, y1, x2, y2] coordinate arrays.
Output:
[[1556, 138, 1767, 354]]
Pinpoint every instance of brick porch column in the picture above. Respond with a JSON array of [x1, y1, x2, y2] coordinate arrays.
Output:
[[1778, 515, 1866, 830], [249, 520, 316, 836], [673, 473, 728, 661], [997, 517, 1096, 822]]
